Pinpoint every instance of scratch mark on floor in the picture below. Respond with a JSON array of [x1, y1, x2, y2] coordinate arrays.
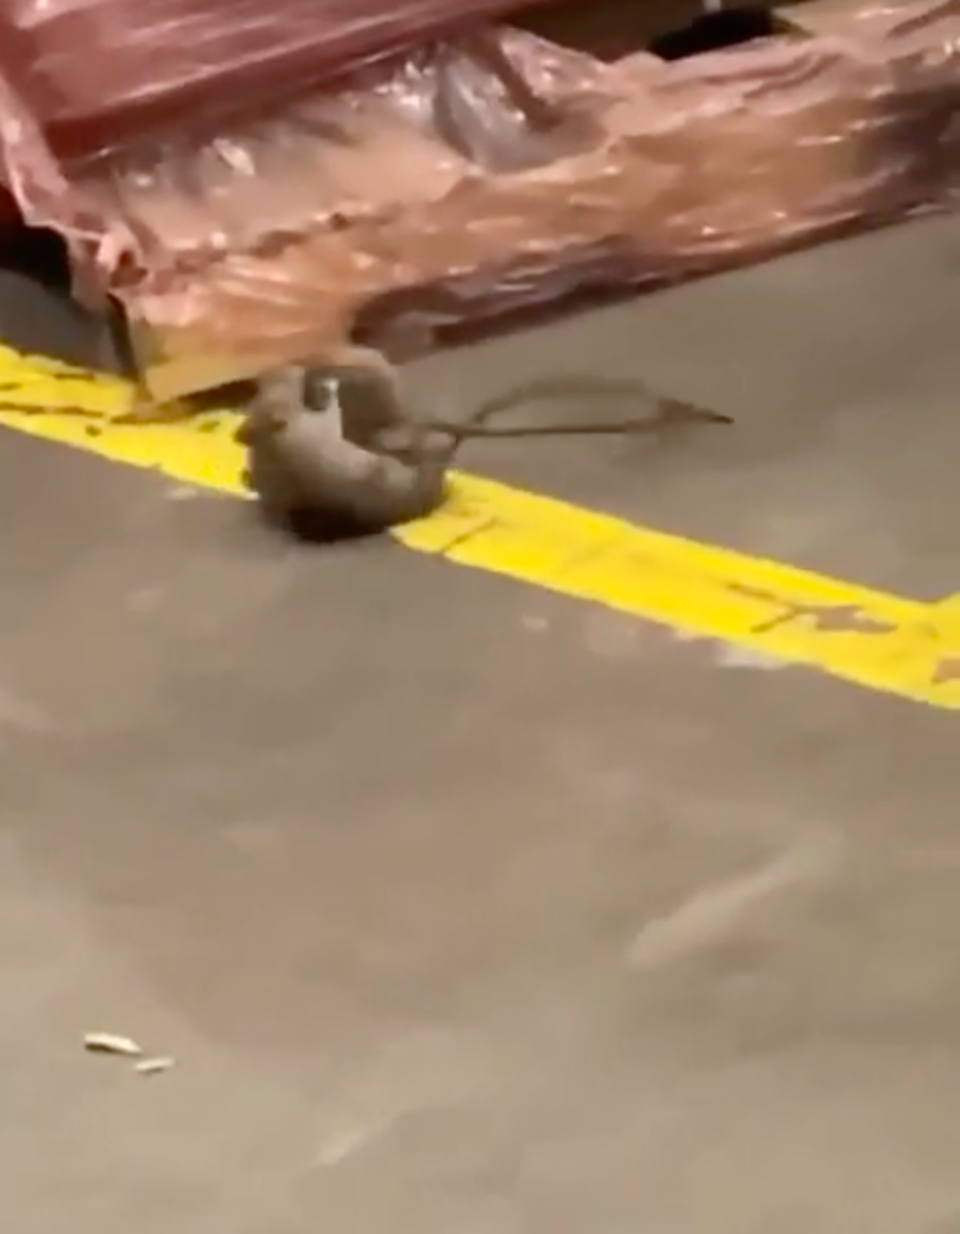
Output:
[[626, 834, 843, 971]]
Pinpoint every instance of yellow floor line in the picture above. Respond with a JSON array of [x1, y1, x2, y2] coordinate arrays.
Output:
[[0, 345, 956, 711]]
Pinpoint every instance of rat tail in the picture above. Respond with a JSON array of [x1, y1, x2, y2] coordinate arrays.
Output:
[[469, 374, 665, 426]]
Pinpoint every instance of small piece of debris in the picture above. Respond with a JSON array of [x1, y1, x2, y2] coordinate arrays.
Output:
[[134, 1056, 175, 1076], [716, 642, 786, 671], [84, 1032, 143, 1057], [166, 484, 200, 502]]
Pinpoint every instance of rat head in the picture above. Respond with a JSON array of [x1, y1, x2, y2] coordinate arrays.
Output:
[[236, 363, 332, 446], [300, 367, 342, 414]]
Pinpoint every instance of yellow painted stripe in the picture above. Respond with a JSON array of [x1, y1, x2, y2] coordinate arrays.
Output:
[[0, 344, 955, 711]]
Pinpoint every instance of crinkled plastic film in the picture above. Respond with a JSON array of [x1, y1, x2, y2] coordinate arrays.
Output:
[[0, 62, 137, 300], [0, 0, 956, 398], [99, 2, 958, 398], [0, 0, 561, 159]]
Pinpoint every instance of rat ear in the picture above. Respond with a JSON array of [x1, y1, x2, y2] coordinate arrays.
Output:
[[256, 364, 306, 403]]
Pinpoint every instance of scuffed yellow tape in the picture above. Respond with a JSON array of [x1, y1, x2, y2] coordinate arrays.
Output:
[[0, 344, 955, 710]]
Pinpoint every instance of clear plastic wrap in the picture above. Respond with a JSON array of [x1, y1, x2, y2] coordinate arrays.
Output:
[[0, 63, 136, 296], [0, 0, 957, 397], [0, 0, 561, 160]]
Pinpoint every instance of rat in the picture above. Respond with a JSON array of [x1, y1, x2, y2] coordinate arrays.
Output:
[[236, 358, 449, 537], [235, 344, 732, 538]]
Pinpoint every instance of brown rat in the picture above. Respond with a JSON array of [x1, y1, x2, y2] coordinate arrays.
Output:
[[236, 344, 732, 536]]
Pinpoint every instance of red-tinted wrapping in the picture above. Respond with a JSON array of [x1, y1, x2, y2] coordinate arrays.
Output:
[[0, 0, 559, 159], [0, 0, 956, 399]]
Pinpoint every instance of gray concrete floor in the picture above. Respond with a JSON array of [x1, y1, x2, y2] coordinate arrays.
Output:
[[0, 215, 958, 1234]]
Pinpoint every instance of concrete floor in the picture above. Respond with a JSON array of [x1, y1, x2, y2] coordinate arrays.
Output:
[[0, 215, 958, 1233]]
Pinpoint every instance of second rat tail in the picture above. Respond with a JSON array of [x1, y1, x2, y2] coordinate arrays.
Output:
[[470, 374, 674, 424], [465, 375, 731, 434]]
